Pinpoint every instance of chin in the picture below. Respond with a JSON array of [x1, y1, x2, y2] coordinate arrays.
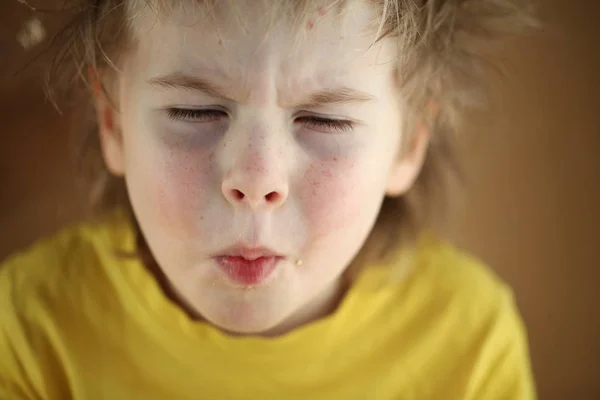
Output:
[[207, 314, 287, 337], [199, 297, 291, 337]]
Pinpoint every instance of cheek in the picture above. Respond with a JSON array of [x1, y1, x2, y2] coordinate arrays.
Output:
[[140, 148, 214, 236], [301, 156, 378, 237]]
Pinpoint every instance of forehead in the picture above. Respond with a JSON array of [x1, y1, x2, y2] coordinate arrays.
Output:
[[126, 0, 397, 102]]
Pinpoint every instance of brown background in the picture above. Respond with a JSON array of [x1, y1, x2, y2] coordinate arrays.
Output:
[[1, 1, 599, 398]]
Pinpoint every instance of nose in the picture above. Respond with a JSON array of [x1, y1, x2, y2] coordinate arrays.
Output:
[[221, 142, 289, 210]]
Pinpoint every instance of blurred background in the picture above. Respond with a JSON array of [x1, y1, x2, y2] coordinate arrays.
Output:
[[1, 0, 599, 398]]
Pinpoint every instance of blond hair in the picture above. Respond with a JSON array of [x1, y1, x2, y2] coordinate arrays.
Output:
[[41, 0, 536, 269]]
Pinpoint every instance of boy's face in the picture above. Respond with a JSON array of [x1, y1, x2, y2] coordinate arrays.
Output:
[[98, 1, 427, 335]]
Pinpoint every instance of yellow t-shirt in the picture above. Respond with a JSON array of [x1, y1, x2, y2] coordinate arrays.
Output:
[[0, 210, 535, 399]]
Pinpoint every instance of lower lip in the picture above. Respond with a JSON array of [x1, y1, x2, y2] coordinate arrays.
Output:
[[214, 256, 281, 286]]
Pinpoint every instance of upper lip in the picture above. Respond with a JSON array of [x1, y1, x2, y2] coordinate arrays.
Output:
[[215, 245, 282, 260]]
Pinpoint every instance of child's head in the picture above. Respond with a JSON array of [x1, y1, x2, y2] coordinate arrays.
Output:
[[49, 0, 533, 334]]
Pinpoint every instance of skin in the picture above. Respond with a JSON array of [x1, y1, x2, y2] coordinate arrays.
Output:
[[96, 0, 429, 336]]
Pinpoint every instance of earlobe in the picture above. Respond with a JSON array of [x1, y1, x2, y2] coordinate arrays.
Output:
[[91, 72, 125, 177], [385, 120, 430, 197]]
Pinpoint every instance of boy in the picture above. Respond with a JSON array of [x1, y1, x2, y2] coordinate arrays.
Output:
[[1, 0, 536, 398]]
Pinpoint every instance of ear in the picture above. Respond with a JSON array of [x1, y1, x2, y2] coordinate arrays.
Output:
[[385, 119, 430, 197], [90, 69, 125, 177]]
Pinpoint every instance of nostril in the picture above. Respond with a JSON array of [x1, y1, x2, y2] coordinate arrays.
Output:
[[224, 187, 285, 206], [231, 189, 245, 201], [265, 191, 280, 203]]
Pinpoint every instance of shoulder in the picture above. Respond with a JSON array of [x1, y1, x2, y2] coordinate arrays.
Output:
[[0, 209, 130, 293], [0, 210, 130, 337], [358, 234, 516, 328], [407, 235, 528, 347], [0, 211, 130, 396], [410, 235, 513, 310], [397, 236, 536, 398], [359, 234, 525, 344], [0, 216, 111, 303], [0, 219, 109, 333]]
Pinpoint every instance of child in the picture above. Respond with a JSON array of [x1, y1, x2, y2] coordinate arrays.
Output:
[[1, 0, 537, 398]]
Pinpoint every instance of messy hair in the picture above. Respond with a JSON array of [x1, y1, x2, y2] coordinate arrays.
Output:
[[33, 0, 535, 272]]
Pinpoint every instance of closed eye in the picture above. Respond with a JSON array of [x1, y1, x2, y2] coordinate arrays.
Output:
[[295, 116, 354, 133], [166, 108, 227, 122]]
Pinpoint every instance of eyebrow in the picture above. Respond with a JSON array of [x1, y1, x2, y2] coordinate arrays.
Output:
[[147, 73, 376, 107], [294, 86, 376, 109], [147, 73, 239, 102]]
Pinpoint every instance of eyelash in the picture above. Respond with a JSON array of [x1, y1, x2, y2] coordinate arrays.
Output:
[[300, 116, 354, 132], [166, 108, 354, 133], [167, 108, 225, 122]]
